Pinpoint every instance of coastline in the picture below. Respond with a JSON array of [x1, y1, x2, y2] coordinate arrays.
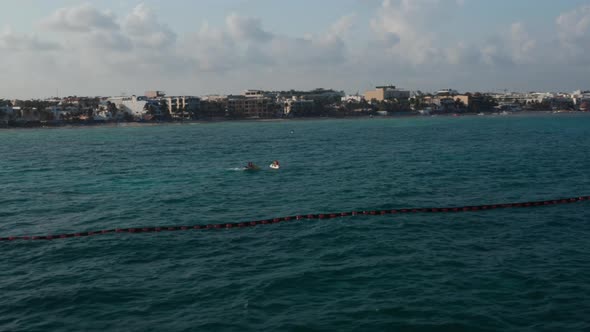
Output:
[[1, 110, 587, 130]]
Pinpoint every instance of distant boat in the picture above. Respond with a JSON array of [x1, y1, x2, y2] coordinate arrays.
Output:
[[244, 163, 261, 171]]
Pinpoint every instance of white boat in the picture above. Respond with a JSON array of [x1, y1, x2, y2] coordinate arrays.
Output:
[[269, 161, 280, 169]]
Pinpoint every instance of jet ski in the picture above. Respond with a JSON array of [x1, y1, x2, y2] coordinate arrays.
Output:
[[244, 162, 261, 171], [269, 160, 280, 169]]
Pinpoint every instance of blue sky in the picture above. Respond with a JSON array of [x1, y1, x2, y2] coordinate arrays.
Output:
[[1, 0, 589, 98]]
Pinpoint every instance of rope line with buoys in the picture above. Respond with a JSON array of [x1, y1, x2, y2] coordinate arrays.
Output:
[[1, 196, 588, 242]]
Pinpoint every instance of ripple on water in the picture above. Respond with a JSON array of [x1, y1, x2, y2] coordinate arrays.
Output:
[[1, 117, 590, 331]]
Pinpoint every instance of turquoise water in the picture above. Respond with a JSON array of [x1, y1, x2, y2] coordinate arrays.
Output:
[[1, 115, 590, 331]]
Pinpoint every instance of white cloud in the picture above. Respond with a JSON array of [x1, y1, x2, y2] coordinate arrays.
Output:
[[508, 22, 536, 63], [184, 12, 352, 71], [556, 5, 590, 64], [269, 35, 346, 66], [329, 14, 356, 37], [445, 42, 481, 65], [186, 22, 239, 72], [88, 31, 132, 52], [122, 4, 177, 49], [3, 1, 590, 99], [225, 13, 273, 42], [369, 0, 443, 64], [0, 27, 60, 51], [556, 5, 590, 37], [41, 3, 119, 32]]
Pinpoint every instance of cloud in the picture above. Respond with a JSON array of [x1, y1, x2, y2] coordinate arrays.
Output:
[[445, 42, 481, 65], [88, 31, 132, 52], [556, 5, 590, 64], [183, 22, 238, 72], [0, 27, 61, 51], [269, 34, 346, 66], [225, 13, 273, 42], [369, 0, 444, 64], [183, 12, 353, 71], [508, 22, 536, 63], [41, 3, 119, 32], [4, 1, 590, 99], [556, 5, 590, 37], [122, 4, 177, 49], [329, 14, 356, 37]]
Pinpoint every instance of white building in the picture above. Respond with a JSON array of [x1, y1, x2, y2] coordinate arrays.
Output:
[[436, 88, 459, 95], [243, 90, 268, 98], [284, 97, 314, 116], [108, 96, 156, 117], [572, 90, 590, 105], [164, 96, 200, 118], [341, 95, 365, 103]]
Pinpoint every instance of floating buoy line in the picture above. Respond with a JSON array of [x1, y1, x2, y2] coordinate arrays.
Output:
[[1, 196, 587, 242]]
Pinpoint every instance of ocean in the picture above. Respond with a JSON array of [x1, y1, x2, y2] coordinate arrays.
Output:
[[1, 114, 589, 331]]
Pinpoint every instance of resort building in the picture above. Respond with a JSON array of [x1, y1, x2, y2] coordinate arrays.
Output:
[[108, 96, 158, 118], [226, 95, 279, 118], [284, 97, 314, 116], [364, 85, 411, 102], [145, 91, 166, 98], [243, 90, 270, 98], [341, 95, 365, 103], [164, 96, 200, 119], [435, 89, 460, 96]]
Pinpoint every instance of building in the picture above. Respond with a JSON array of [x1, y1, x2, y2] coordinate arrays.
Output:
[[199, 100, 226, 118], [435, 88, 459, 96], [0, 105, 13, 123], [226, 95, 278, 118], [145, 91, 166, 98], [201, 95, 227, 102], [453, 95, 471, 107], [243, 90, 269, 98], [13, 107, 41, 122], [341, 95, 365, 103], [364, 85, 410, 102], [164, 96, 200, 119], [284, 97, 314, 116], [108, 95, 161, 118]]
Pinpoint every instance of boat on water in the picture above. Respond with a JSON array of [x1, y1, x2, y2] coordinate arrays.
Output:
[[269, 160, 280, 169], [244, 162, 261, 171]]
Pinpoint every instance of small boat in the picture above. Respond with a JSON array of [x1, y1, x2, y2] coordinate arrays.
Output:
[[244, 162, 261, 171], [269, 160, 280, 169]]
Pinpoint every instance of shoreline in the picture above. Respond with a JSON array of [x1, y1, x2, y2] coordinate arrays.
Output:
[[1, 111, 587, 130]]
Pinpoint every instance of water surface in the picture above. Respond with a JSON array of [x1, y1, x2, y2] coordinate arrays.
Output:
[[1, 115, 589, 331]]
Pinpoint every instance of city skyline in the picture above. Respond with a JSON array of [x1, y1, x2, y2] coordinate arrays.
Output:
[[1, 0, 589, 99]]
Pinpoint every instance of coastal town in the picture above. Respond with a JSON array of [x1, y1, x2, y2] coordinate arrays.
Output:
[[1, 86, 589, 127]]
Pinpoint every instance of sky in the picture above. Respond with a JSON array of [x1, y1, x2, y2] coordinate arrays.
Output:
[[1, 0, 589, 99]]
